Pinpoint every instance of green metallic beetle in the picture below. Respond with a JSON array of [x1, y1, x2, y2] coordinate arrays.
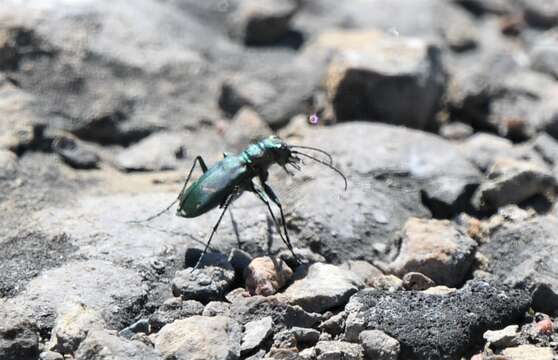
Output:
[[139, 135, 347, 269]]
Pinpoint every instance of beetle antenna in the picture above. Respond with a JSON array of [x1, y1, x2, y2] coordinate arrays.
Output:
[[292, 151, 348, 190], [288, 145, 333, 164]]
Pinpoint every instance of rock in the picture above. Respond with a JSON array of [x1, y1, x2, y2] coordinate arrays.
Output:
[[402, 272, 436, 291], [532, 133, 558, 166], [0, 306, 39, 360], [228, 248, 253, 278], [340, 260, 384, 287], [472, 157, 556, 210], [290, 327, 320, 348], [172, 252, 236, 303], [223, 107, 273, 151], [282, 123, 480, 264], [245, 256, 293, 296], [501, 344, 554, 360], [371, 275, 404, 292], [421, 286, 457, 296], [283, 263, 364, 313], [203, 301, 232, 317], [52, 135, 100, 169], [311, 30, 445, 129], [119, 319, 149, 339], [149, 298, 204, 333], [153, 316, 242, 360], [319, 312, 346, 336], [459, 133, 515, 171], [483, 325, 519, 348], [227, 0, 298, 45], [299, 347, 316, 359], [218, 77, 277, 118], [359, 330, 400, 360], [115, 132, 186, 172], [439, 122, 474, 141], [344, 281, 531, 359], [241, 316, 274, 355], [229, 295, 320, 330], [7, 259, 146, 331], [386, 218, 477, 287], [0, 149, 18, 180], [479, 214, 558, 313], [278, 248, 326, 270], [39, 351, 64, 360], [420, 174, 479, 218], [314, 341, 364, 360], [530, 31, 558, 79], [48, 302, 105, 354], [75, 330, 161, 360], [454, 0, 516, 15], [521, 0, 558, 28]]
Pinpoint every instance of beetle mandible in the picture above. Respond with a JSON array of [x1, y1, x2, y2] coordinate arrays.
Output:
[[136, 135, 347, 270]]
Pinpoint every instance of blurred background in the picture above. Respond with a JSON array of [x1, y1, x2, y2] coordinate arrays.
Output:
[[1, 1, 558, 358]]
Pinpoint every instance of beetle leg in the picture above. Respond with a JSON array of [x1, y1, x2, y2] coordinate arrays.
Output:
[[251, 182, 301, 264], [130, 156, 208, 223], [192, 193, 234, 271]]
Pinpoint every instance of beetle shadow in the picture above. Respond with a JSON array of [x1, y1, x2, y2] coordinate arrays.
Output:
[[266, 215, 275, 256], [228, 207, 243, 250]]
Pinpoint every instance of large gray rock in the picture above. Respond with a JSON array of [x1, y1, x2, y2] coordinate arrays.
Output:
[[480, 214, 558, 314], [315, 341, 364, 360], [359, 330, 400, 360], [240, 316, 274, 355], [283, 263, 364, 313], [75, 330, 161, 360], [280, 122, 480, 264], [149, 298, 204, 332], [385, 218, 477, 287], [153, 316, 242, 360], [531, 31, 558, 79], [5, 260, 147, 331], [307, 30, 446, 129], [344, 280, 531, 360]]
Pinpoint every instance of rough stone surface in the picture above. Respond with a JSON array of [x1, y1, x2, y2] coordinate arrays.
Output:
[[531, 32, 558, 79], [480, 214, 558, 314], [48, 302, 106, 354], [315, 340, 364, 360], [149, 298, 204, 332], [241, 316, 274, 354], [203, 301, 232, 317], [483, 325, 519, 348], [473, 157, 557, 210], [402, 272, 436, 291], [344, 281, 531, 360], [223, 107, 273, 151], [501, 344, 555, 360], [311, 30, 446, 129], [245, 256, 293, 296], [0, 306, 39, 360], [153, 316, 242, 360], [75, 330, 161, 360], [359, 330, 400, 360], [115, 132, 186, 172], [52, 136, 100, 169], [386, 218, 477, 287], [172, 255, 236, 303], [340, 260, 384, 287], [283, 263, 364, 313]]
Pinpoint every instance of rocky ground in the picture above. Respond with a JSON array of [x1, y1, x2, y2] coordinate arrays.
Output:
[[1, 0, 558, 359]]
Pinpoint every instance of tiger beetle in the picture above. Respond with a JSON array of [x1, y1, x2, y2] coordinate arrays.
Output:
[[135, 135, 347, 270]]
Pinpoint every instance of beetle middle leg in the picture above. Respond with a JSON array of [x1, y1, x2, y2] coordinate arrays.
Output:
[[251, 182, 301, 264], [131, 156, 208, 223], [192, 193, 235, 271]]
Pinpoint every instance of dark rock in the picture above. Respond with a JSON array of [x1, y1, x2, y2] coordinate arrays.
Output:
[[277, 248, 326, 270], [319, 312, 346, 336], [479, 214, 558, 314], [386, 218, 477, 287], [402, 272, 436, 291], [454, 0, 517, 15], [310, 30, 446, 129], [118, 318, 149, 339], [149, 298, 204, 332], [344, 280, 531, 360], [153, 316, 242, 360], [0, 306, 39, 360], [283, 263, 364, 313], [75, 330, 161, 360], [115, 132, 186, 172], [172, 265, 235, 304], [290, 327, 320, 348], [228, 248, 253, 276], [218, 76, 277, 118], [52, 135, 100, 169], [227, 0, 298, 45]]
